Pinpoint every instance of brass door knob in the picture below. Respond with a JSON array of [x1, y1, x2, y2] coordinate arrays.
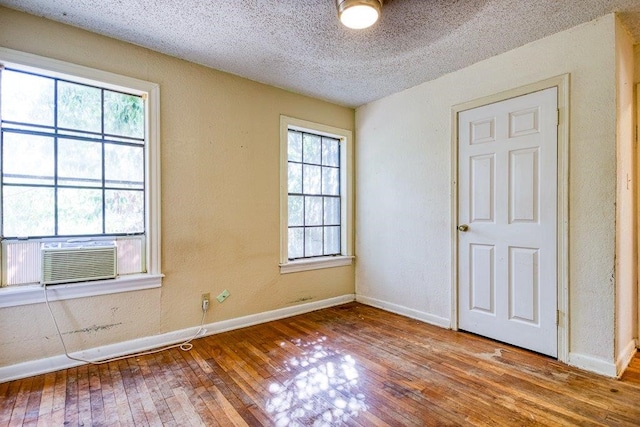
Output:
[[457, 224, 469, 232]]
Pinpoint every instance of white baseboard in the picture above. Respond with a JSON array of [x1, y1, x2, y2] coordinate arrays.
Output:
[[356, 295, 451, 329], [0, 294, 356, 383], [202, 294, 356, 335], [570, 340, 637, 378], [615, 339, 637, 377], [568, 352, 617, 378]]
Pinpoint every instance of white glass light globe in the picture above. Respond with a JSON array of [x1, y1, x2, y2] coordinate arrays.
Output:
[[340, 4, 379, 29]]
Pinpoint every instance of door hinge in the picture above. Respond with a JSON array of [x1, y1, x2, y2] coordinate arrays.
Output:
[[556, 108, 560, 126], [556, 309, 560, 326]]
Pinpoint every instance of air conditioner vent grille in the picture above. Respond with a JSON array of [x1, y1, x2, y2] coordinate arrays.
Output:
[[42, 244, 117, 285]]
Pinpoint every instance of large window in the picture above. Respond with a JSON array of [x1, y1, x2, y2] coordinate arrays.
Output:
[[280, 116, 353, 273], [0, 47, 161, 307], [1, 68, 145, 238]]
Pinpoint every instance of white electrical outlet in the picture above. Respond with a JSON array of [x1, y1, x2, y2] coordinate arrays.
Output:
[[201, 293, 210, 311]]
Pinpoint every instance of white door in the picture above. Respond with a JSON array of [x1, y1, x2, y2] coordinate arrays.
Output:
[[457, 87, 558, 357]]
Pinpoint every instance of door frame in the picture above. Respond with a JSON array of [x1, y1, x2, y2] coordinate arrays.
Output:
[[450, 74, 570, 363]]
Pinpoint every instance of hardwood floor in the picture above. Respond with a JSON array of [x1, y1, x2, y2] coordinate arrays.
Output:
[[2, 302, 640, 426]]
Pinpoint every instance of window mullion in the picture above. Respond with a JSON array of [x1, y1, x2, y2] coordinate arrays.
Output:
[[320, 137, 325, 256], [0, 130, 3, 238], [338, 140, 342, 254], [301, 133, 306, 258], [101, 88, 106, 235], [53, 79, 59, 237], [0, 66, 3, 240]]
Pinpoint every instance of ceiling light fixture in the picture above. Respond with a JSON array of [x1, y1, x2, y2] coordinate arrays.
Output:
[[336, 0, 383, 30]]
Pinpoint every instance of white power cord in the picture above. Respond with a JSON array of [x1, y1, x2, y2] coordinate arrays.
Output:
[[43, 284, 208, 365]]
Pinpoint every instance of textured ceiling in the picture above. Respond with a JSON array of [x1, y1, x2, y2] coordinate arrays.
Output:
[[2, 0, 640, 107]]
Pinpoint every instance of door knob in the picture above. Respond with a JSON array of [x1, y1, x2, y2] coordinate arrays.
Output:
[[457, 224, 469, 232]]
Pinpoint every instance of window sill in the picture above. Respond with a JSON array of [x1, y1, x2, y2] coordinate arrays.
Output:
[[279, 256, 354, 274], [0, 274, 163, 308]]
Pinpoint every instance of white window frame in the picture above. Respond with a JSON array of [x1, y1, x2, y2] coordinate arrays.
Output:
[[279, 115, 354, 273], [0, 47, 162, 308]]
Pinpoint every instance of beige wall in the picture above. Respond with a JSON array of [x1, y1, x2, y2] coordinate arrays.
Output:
[[356, 14, 623, 374], [0, 7, 355, 367], [634, 43, 640, 358], [615, 18, 637, 372]]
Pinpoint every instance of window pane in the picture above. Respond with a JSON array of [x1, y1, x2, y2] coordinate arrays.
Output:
[[324, 197, 340, 225], [57, 81, 101, 132], [3, 133, 54, 185], [106, 190, 144, 234], [303, 165, 321, 194], [322, 167, 339, 196], [324, 226, 341, 255], [288, 130, 302, 162], [322, 137, 340, 167], [104, 91, 144, 138], [305, 196, 322, 226], [288, 228, 303, 259], [288, 196, 303, 227], [3, 186, 54, 237], [288, 163, 302, 193], [1, 70, 54, 126], [58, 138, 102, 187], [58, 188, 102, 235], [303, 133, 321, 164], [304, 227, 323, 257], [105, 144, 144, 189]]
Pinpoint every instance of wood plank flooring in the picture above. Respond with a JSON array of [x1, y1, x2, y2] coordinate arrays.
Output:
[[2, 302, 640, 426]]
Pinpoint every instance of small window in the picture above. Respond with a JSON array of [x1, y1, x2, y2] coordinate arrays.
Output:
[[0, 47, 161, 303], [280, 116, 353, 273]]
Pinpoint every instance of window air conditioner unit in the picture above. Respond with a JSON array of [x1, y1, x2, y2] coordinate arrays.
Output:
[[41, 241, 117, 285]]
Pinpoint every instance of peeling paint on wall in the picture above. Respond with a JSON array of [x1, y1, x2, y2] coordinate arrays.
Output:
[[65, 323, 123, 335], [288, 297, 315, 304]]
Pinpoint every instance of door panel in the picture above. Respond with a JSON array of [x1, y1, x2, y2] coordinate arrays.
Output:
[[470, 155, 495, 222], [509, 148, 539, 223], [470, 244, 495, 314], [508, 246, 539, 324], [458, 87, 558, 357]]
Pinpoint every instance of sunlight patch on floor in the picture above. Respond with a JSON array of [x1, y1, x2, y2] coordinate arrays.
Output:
[[266, 336, 367, 426]]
